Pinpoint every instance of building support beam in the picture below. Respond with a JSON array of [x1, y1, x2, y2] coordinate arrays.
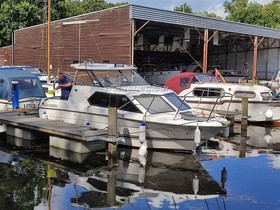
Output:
[[252, 36, 265, 84], [203, 29, 208, 74]]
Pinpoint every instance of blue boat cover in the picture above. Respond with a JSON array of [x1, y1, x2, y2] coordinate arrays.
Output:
[[0, 70, 46, 101]]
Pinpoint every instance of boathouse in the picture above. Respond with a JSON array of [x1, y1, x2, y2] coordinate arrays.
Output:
[[0, 4, 280, 80]]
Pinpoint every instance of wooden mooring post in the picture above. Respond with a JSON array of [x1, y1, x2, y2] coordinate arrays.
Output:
[[241, 97, 248, 138], [107, 107, 118, 205], [108, 107, 118, 157]]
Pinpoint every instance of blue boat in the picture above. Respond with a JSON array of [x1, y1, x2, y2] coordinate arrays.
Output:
[[0, 65, 48, 83], [0, 69, 46, 110]]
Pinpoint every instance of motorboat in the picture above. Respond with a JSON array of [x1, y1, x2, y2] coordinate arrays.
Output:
[[39, 61, 229, 151], [0, 69, 46, 111], [164, 72, 280, 125]]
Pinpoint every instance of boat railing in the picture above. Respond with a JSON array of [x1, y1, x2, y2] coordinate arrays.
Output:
[[181, 89, 233, 119]]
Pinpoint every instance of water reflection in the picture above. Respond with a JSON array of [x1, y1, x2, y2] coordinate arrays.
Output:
[[1, 124, 280, 210], [0, 136, 227, 210], [199, 124, 280, 160]]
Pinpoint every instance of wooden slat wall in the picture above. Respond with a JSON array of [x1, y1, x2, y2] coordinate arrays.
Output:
[[0, 46, 12, 66], [13, 6, 131, 74]]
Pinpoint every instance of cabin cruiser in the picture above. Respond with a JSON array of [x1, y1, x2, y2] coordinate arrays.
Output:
[[39, 61, 229, 151], [0, 70, 46, 111], [164, 72, 280, 125]]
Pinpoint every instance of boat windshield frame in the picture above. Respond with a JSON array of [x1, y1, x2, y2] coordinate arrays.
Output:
[[134, 92, 191, 114], [74, 69, 149, 87]]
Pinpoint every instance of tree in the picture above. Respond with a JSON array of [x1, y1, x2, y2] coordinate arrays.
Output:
[[197, 12, 222, 19], [0, 0, 42, 46], [262, 0, 280, 29], [224, 0, 264, 25], [174, 3, 193, 13], [174, 3, 222, 19]]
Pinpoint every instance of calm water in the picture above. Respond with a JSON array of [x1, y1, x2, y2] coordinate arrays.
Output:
[[0, 124, 280, 210]]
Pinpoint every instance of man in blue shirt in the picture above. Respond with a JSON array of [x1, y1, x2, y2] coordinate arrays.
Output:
[[55, 72, 72, 100]]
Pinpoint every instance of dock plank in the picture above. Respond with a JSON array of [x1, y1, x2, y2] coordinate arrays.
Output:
[[0, 112, 108, 141]]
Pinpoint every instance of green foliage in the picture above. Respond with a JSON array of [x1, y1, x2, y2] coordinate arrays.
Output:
[[174, 3, 193, 13], [224, 0, 264, 25], [0, 0, 43, 46], [197, 12, 222, 19], [174, 2, 221, 19], [262, 0, 280, 29], [224, 0, 280, 28]]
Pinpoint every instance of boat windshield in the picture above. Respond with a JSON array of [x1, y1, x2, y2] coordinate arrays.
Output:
[[194, 74, 219, 83], [23, 67, 46, 74], [92, 69, 149, 87], [134, 92, 190, 114]]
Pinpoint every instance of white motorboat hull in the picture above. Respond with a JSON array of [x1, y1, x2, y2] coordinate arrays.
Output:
[[184, 98, 280, 123], [40, 104, 224, 150], [0, 98, 42, 111]]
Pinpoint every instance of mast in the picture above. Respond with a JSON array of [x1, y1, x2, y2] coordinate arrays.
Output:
[[47, 0, 51, 80]]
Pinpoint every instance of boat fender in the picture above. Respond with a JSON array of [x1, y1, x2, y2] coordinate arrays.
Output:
[[194, 124, 201, 146], [192, 175, 199, 196], [265, 108, 273, 119], [264, 133, 272, 144], [223, 127, 230, 139], [138, 143, 147, 156], [138, 164, 145, 187], [139, 122, 146, 144]]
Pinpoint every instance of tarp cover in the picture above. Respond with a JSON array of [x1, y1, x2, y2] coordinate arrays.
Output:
[[0, 70, 46, 101]]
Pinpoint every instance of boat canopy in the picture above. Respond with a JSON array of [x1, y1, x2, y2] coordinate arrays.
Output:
[[0, 65, 47, 76], [165, 72, 219, 94], [0, 70, 46, 101]]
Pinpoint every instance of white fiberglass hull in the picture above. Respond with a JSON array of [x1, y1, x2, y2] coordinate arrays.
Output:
[[0, 98, 42, 111], [39, 101, 224, 150]]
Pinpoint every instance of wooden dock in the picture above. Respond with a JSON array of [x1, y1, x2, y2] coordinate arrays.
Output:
[[0, 111, 109, 141]]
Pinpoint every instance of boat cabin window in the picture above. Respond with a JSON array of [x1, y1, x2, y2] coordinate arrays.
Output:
[[180, 78, 189, 88], [164, 92, 190, 111], [194, 75, 219, 83], [134, 92, 190, 114], [261, 92, 273, 100], [193, 88, 224, 97], [88, 92, 141, 113], [234, 91, 256, 98], [135, 95, 175, 114], [10, 78, 45, 99]]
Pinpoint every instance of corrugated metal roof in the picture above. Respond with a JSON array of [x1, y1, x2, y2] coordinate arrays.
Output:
[[130, 4, 280, 39]]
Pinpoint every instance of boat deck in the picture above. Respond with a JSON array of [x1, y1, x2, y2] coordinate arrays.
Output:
[[0, 110, 109, 141]]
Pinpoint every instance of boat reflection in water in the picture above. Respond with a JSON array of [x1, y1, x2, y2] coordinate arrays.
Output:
[[0, 137, 227, 210], [49, 147, 227, 209], [199, 124, 280, 160]]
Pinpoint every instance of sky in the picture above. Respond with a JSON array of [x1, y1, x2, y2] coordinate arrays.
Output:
[[108, 0, 274, 18]]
